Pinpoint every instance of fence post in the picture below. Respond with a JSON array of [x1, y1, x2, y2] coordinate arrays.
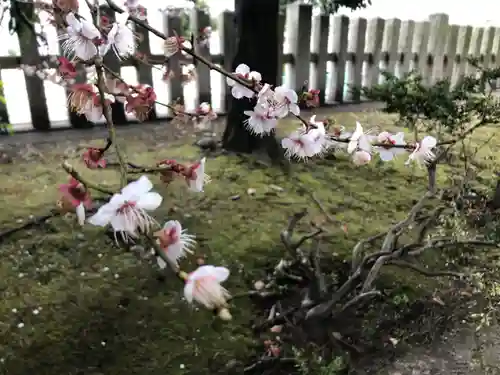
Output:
[[427, 14, 449, 84], [344, 18, 366, 102], [309, 14, 329, 105], [395, 20, 415, 79], [285, 3, 312, 91], [451, 26, 472, 87], [409, 21, 430, 76], [134, 9, 156, 120], [190, 9, 211, 107], [327, 15, 349, 103], [362, 18, 384, 92], [378, 19, 401, 84], [100, 5, 127, 125], [218, 11, 236, 112], [163, 13, 183, 115], [466, 27, 483, 76], [16, 1, 50, 130], [443, 25, 459, 80]]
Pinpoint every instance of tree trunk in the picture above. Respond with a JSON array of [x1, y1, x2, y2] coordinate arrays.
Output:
[[222, 0, 283, 160]]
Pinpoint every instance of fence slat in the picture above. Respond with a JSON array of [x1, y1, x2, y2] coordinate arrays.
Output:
[[427, 14, 449, 84], [492, 28, 500, 89], [309, 14, 329, 104], [379, 19, 401, 84], [285, 3, 313, 91], [443, 25, 459, 80], [218, 11, 236, 112], [190, 9, 211, 106], [276, 14, 286, 86], [492, 28, 500, 68], [16, 2, 50, 130], [135, 10, 156, 120], [100, 5, 127, 125], [363, 18, 385, 90], [164, 14, 183, 113], [409, 21, 430, 75], [466, 27, 484, 76], [327, 15, 349, 103], [479, 26, 495, 69], [345, 18, 366, 102], [451, 26, 472, 86], [395, 20, 414, 79], [0, 71, 10, 127]]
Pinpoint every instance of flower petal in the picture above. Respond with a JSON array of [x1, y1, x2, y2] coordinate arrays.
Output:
[[213, 267, 230, 282], [136, 192, 163, 211], [235, 64, 250, 74], [121, 175, 153, 198], [421, 136, 437, 148], [156, 256, 167, 269], [289, 104, 300, 116], [184, 282, 194, 303], [87, 203, 116, 226], [378, 149, 394, 161], [76, 203, 86, 226]]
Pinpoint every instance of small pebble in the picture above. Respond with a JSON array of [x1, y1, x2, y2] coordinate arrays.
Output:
[[269, 184, 284, 192]]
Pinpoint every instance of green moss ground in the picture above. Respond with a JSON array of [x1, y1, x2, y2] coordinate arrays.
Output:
[[1, 111, 499, 374]]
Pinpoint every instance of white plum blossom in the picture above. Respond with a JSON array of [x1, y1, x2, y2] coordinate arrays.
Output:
[[184, 265, 231, 310], [198, 102, 211, 114], [347, 122, 372, 155], [273, 85, 300, 118], [186, 157, 210, 192], [226, 64, 261, 99], [352, 150, 372, 166], [60, 13, 101, 61], [83, 92, 115, 123], [243, 103, 278, 135], [154, 220, 196, 268], [375, 131, 407, 161], [406, 136, 437, 167], [104, 12, 136, 58], [328, 125, 350, 150], [257, 83, 275, 105], [87, 175, 162, 242], [306, 115, 331, 154], [282, 128, 324, 160]]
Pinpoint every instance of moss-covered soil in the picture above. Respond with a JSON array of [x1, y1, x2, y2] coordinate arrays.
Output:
[[1, 110, 500, 374]]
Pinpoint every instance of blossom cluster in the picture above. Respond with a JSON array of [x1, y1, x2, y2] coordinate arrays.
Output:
[[226, 63, 438, 166], [59, 150, 231, 318]]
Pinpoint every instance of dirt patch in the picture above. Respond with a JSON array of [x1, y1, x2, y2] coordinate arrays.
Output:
[[376, 325, 500, 375]]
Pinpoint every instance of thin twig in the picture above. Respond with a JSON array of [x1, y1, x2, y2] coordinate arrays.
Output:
[[62, 161, 115, 195]]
